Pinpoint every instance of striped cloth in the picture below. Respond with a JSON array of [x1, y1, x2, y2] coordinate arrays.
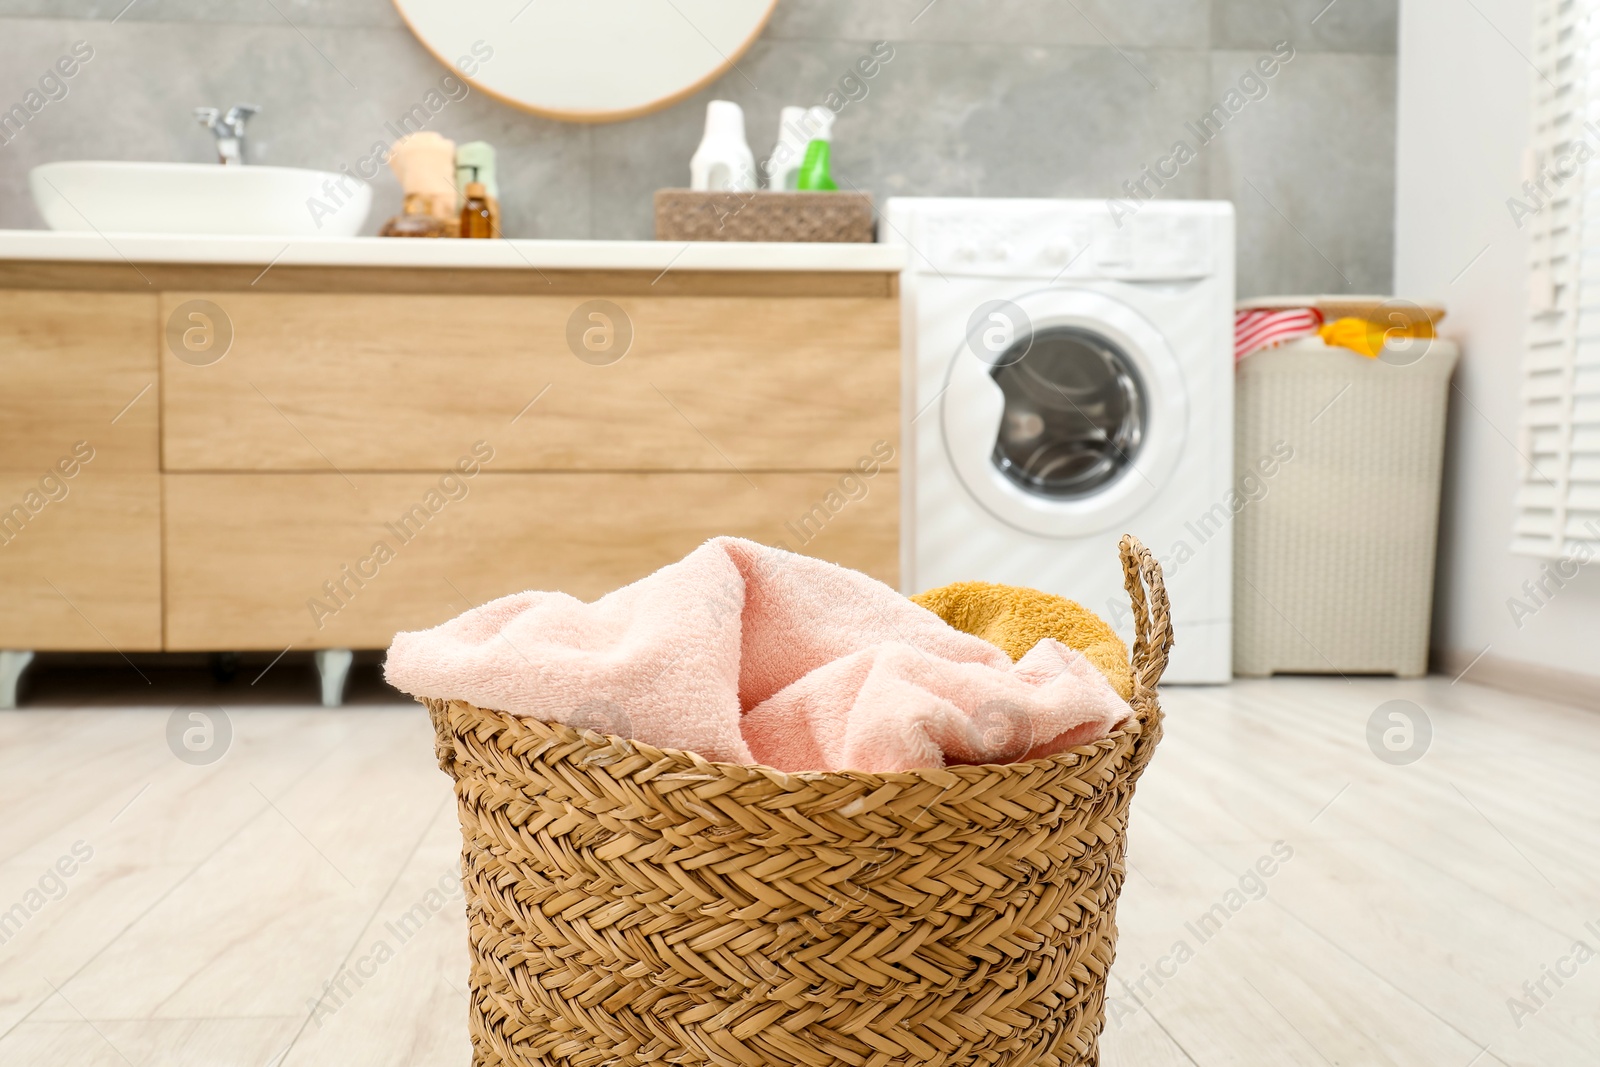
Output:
[[1234, 307, 1324, 361]]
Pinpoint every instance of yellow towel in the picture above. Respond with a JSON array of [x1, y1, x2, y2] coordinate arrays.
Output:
[[911, 582, 1133, 701], [1318, 316, 1433, 359]]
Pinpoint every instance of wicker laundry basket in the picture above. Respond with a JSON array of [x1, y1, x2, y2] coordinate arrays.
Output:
[[426, 535, 1171, 1067], [1234, 336, 1460, 676]]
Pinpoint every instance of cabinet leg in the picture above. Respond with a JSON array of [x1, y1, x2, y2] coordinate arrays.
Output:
[[0, 650, 35, 710], [314, 649, 354, 708]]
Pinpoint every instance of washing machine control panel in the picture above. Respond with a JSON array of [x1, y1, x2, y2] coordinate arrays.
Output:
[[911, 206, 1215, 280]]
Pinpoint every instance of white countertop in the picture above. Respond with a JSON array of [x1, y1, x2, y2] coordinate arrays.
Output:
[[0, 230, 905, 272]]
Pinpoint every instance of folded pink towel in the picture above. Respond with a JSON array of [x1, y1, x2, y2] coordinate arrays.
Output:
[[385, 537, 1132, 773]]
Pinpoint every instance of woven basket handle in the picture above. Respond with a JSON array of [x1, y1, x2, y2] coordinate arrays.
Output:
[[1119, 534, 1173, 709]]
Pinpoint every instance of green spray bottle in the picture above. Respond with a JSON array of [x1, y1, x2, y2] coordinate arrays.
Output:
[[795, 106, 837, 191]]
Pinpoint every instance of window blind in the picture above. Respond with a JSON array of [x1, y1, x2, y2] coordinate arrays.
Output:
[[1515, 0, 1600, 558]]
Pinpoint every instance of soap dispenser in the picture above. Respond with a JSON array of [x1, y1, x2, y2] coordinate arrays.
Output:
[[456, 141, 500, 235], [766, 105, 809, 191], [690, 100, 757, 193], [795, 106, 837, 191], [459, 166, 493, 239]]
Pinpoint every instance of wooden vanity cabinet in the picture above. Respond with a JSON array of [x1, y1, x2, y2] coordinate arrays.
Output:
[[0, 266, 899, 656]]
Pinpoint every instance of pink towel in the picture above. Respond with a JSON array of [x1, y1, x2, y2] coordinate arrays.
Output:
[[385, 537, 1131, 773]]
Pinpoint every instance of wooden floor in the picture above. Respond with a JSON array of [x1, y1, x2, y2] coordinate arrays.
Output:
[[0, 666, 1596, 1066]]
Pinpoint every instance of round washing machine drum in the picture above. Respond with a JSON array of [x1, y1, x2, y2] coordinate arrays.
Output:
[[941, 288, 1189, 538]]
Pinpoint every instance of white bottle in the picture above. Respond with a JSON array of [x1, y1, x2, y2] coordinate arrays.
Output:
[[690, 100, 756, 193], [766, 105, 809, 191], [802, 105, 835, 147]]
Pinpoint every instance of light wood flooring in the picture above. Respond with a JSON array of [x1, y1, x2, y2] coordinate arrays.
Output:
[[0, 662, 1595, 1066]]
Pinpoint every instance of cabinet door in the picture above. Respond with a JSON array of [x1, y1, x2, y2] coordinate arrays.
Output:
[[0, 293, 161, 650], [0, 470, 162, 650], [163, 471, 899, 650], [159, 292, 899, 473], [0, 292, 159, 470]]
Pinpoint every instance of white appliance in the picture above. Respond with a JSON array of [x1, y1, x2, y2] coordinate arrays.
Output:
[[886, 198, 1235, 683]]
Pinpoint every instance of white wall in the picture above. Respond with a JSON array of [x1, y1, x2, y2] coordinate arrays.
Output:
[[1395, 0, 1600, 692]]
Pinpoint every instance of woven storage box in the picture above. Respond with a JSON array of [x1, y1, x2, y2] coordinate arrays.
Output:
[[427, 535, 1171, 1067], [654, 189, 876, 242], [1234, 336, 1460, 676]]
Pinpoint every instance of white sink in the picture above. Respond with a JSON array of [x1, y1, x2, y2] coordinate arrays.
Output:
[[29, 161, 373, 238]]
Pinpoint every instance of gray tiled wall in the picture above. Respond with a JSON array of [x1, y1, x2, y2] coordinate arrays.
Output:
[[0, 0, 1396, 296]]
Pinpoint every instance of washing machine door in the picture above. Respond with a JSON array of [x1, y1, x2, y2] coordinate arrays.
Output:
[[940, 287, 1188, 537]]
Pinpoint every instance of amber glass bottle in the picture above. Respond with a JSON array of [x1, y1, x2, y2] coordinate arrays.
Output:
[[460, 167, 493, 239], [379, 193, 453, 238]]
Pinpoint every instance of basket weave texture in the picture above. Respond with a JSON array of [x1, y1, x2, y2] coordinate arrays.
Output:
[[1233, 338, 1459, 676], [653, 189, 876, 242], [427, 535, 1171, 1067]]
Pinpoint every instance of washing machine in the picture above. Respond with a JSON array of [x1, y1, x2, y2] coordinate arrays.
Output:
[[885, 198, 1235, 683]]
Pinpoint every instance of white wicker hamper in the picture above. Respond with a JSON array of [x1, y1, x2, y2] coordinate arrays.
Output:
[[1234, 336, 1460, 677]]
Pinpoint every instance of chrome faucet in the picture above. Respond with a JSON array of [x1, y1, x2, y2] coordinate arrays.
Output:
[[194, 104, 259, 166]]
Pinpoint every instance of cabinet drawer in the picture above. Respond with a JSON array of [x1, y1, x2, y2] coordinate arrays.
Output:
[[0, 292, 158, 471], [163, 471, 898, 650], [160, 293, 898, 473], [0, 470, 161, 650]]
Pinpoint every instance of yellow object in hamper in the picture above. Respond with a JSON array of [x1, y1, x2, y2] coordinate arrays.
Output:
[[912, 581, 1135, 701], [1318, 315, 1434, 359]]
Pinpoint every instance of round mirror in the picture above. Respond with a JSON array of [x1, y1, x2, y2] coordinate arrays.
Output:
[[393, 0, 778, 123]]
